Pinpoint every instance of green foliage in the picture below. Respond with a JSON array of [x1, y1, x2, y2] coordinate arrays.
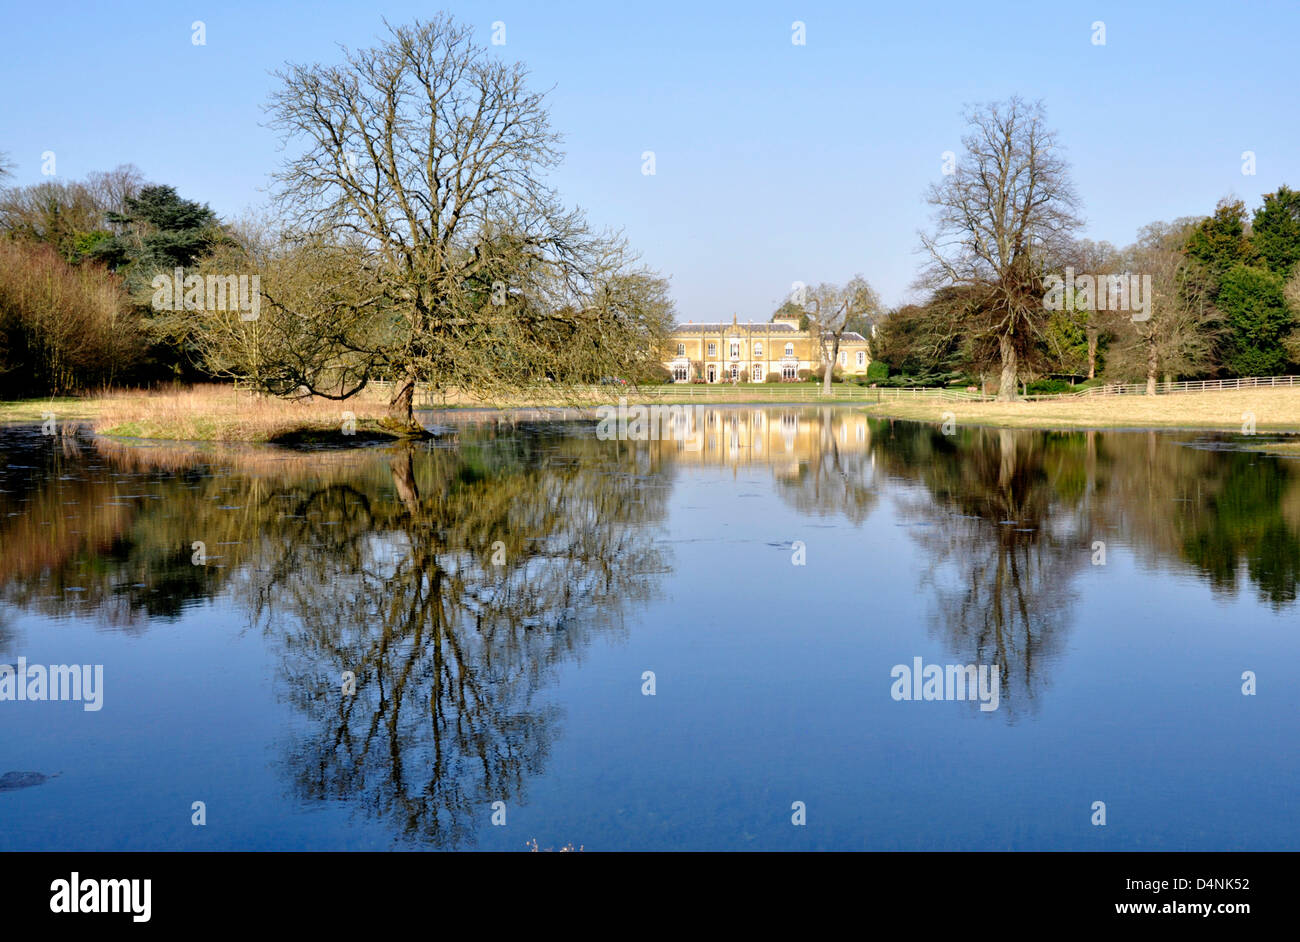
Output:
[[1043, 305, 1090, 377], [1252, 185, 1300, 278], [1216, 264, 1293, 376], [866, 359, 889, 381], [771, 298, 803, 321], [1185, 199, 1257, 278], [1025, 378, 1074, 394], [89, 185, 223, 295]]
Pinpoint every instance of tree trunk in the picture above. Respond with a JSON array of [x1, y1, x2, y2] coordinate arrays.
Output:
[[1087, 327, 1098, 380], [384, 371, 426, 436], [1146, 338, 1158, 396], [998, 428, 1017, 489], [996, 335, 1018, 401], [822, 338, 839, 396], [390, 449, 421, 515]]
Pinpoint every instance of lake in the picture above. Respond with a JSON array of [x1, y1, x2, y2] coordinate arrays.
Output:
[[1, 407, 1297, 850]]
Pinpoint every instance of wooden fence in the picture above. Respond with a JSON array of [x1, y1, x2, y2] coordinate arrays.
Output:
[[359, 374, 1300, 407]]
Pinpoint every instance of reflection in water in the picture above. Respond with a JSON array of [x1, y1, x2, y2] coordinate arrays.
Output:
[[0, 424, 671, 846], [1, 410, 1298, 846], [875, 426, 1086, 718]]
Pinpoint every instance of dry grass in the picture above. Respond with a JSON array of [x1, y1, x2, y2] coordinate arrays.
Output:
[[9, 383, 1300, 441], [866, 387, 1300, 432], [89, 384, 400, 442]]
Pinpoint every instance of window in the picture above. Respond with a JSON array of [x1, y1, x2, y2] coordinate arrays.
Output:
[[673, 365, 689, 382], [784, 343, 794, 357], [677, 343, 685, 356], [752, 364, 763, 381], [839, 351, 847, 366], [782, 364, 797, 381], [707, 342, 716, 357], [754, 342, 763, 357], [729, 342, 740, 359], [729, 363, 739, 380], [857, 351, 866, 366]]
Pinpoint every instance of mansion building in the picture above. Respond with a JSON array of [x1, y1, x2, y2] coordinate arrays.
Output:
[[662, 312, 871, 383]]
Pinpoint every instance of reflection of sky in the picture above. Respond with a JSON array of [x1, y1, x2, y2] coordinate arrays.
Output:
[[2, 426, 1298, 851]]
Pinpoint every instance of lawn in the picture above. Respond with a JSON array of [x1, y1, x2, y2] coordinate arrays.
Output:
[[6, 383, 1300, 441], [864, 387, 1300, 432]]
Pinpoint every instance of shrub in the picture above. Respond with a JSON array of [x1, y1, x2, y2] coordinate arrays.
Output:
[[866, 360, 889, 382], [1025, 378, 1074, 395], [0, 240, 141, 395], [812, 365, 845, 382]]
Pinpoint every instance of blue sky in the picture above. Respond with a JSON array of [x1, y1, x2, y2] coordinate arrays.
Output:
[[2, 0, 1296, 320]]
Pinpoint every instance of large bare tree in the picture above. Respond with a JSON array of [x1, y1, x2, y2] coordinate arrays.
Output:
[[1103, 220, 1221, 392], [920, 97, 1081, 400], [805, 275, 880, 395], [265, 16, 671, 431]]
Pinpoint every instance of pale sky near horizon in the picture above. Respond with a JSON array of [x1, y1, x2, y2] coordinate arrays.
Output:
[[2, 0, 1297, 322]]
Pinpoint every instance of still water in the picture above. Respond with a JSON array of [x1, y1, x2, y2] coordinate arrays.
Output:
[[1, 408, 1297, 850]]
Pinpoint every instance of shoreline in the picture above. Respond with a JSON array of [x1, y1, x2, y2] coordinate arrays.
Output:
[[5, 385, 1300, 443]]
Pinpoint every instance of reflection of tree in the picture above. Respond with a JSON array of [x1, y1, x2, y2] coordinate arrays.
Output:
[[773, 407, 878, 523], [870, 422, 1300, 716], [874, 425, 1087, 718], [0, 422, 670, 847], [1098, 435, 1300, 608], [234, 428, 671, 846]]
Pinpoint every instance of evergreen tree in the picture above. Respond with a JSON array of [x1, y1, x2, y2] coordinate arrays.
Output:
[[1252, 185, 1300, 278]]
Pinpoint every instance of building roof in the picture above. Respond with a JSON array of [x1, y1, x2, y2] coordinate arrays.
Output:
[[671, 322, 797, 333], [669, 324, 868, 343]]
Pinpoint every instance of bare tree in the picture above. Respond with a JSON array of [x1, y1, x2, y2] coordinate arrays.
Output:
[[919, 97, 1081, 400], [1286, 269, 1300, 366], [265, 16, 670, 431], [1059, 238, 1123, 379], [0, 164, 144, 260], [806, 275, 880, 395], [1104, 220, 1221, 392]]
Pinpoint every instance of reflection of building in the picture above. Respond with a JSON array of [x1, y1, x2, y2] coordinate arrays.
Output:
[[662, 312, 870, 383], [657, 407, 872, 471]]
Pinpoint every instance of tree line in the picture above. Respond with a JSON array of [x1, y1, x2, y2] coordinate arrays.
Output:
[[4, 26, 1300, 407], [0, 15, 675, 423], [868, 97, 1300, 398]]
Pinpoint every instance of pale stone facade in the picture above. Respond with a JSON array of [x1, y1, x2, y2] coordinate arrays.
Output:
[[662, 313, 870, 383]]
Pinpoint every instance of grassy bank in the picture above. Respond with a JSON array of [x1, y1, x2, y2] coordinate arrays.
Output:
[[96, 387, 411, 443], [1, 386, 406, 443], [863, 387, 1300, 432], [7, 383, 1300, 442]]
